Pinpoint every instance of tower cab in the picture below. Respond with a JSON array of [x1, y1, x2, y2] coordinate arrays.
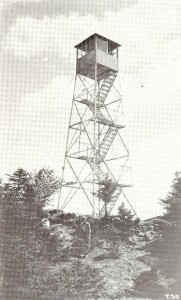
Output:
[[75, 33, 120, 81]]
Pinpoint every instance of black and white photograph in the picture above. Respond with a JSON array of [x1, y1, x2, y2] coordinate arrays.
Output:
[[0, 0, 181, 299]]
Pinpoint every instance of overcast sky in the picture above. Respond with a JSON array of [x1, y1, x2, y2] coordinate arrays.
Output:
[[0, 0, 181, 219]]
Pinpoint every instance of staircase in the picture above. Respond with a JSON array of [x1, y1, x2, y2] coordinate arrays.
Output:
[[80, 98, 124, 162], [88, 158, 122, 216], [87, 158, 105, 181], [98, 127, 117, 162], [97, 71, 117, 106], [78, 71, 125, 215], [77, 154, 123, 216]]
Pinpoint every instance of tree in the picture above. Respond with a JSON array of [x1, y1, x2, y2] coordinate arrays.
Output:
[[160, 171, 181, 222], [33, 168, 61, 203], [6, 168, 30, 191], [97, 176, 118, 217], [1, 168, 104, 299], [145, 172, 181, 293], [117, 202, 135, 225], [1, 168, 61, 298]]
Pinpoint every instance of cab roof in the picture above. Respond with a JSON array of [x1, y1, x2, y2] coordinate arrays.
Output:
[[74, 33, 121, 51]]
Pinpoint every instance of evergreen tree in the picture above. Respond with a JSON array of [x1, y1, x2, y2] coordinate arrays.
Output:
[[117, 202, 135, 225], [149, 172, 181, 292], [1, 168, 60, 298], [97, 176, 117, 217], [33, 168, 60, 203], [160, 171, 181, 223], [6, 168, 30, 191]]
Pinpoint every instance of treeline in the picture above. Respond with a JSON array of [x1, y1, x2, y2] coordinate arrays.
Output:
[[0, 168, 102, 299], [132, 171, 181, 297], [0, 168, 181, 299], [0, 168, 61, 299]]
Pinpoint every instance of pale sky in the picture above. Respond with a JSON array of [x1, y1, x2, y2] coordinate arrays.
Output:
[[0, 0, 181, 219]]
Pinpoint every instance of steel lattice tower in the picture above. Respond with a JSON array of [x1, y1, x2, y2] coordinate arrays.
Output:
[[58, 34, 136, 217]]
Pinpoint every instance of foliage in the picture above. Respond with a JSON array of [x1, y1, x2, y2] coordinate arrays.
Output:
[[157, 172, 181, 284], [21, 260, 102, 299], [132, 269, 172, 298], [150, 218, 172, 233], [1, 168, 60, 298], [97, 176, 118, 217], [32, 168, 61, 204], [118, 202, 135, 225], [135, 172, 181, 298], [1, 168, 102, 299], [160, 171, 181, 223]]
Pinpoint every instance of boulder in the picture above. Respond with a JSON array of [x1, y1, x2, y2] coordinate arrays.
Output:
[[93, 251, 120, 261], [138, 231, 146, 237]]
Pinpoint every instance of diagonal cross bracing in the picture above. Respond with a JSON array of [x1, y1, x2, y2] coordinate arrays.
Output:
[[59, 36, 136, 217]]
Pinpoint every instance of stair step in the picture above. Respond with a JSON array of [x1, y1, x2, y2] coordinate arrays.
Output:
[[96, 118, 124, 129], [103, 83, 112, 88], [96, 72, 117, 106], [98, 92, 108, 97], [101, 86, 110, 91]]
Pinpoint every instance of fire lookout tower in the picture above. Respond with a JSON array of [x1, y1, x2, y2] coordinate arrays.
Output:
[[58, 33, 135, 217]]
